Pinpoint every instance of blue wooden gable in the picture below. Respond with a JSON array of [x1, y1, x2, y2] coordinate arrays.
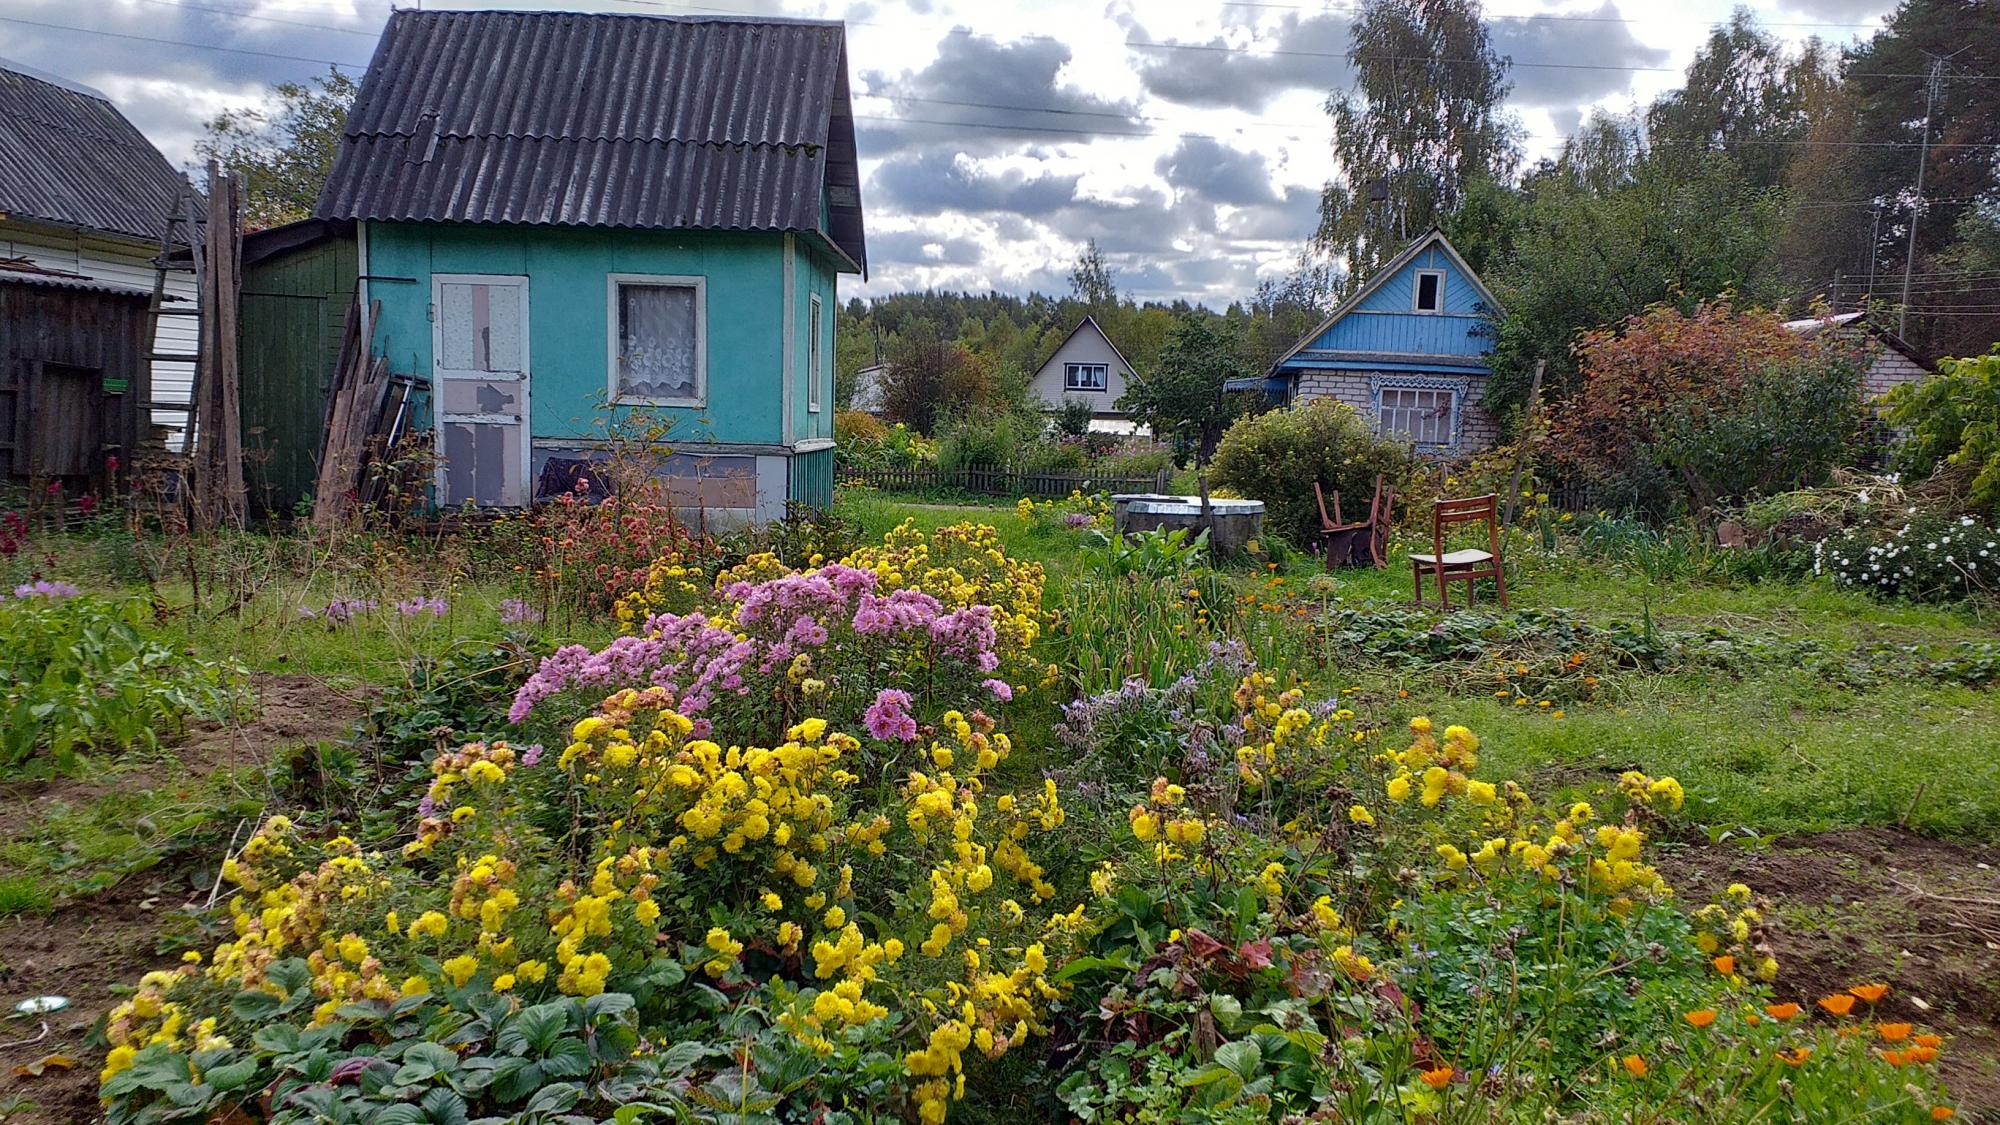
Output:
[[1267, 228, 1499, 378]]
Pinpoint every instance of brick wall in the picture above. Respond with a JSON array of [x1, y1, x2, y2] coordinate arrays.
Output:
[[1294, 370, 1499, 453], [1862, 350, 1928, 401]]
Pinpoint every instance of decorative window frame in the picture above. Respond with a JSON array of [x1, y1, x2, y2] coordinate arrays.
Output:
[[1064, 362, 1109, 392], [1370, 374, 1467, 453], [606, 272, 707, 408], [1412, 268, 1446, 314]]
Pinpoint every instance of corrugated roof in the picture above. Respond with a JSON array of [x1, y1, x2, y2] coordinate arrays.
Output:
[[0, 259, 153, 297], [317, 10, 866, 273], [0, 61, 194, 245]]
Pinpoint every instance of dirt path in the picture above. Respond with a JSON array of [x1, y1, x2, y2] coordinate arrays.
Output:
[[0, 675, 367, 1123], [1660, 827, 2000, 1118]]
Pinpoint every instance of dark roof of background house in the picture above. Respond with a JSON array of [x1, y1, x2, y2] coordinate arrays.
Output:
[[316, 10, 867, 273], [0, 59, 195, 245]]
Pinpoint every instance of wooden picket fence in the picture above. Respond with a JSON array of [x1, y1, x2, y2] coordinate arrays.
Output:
[[838, 464, 1173, 498]]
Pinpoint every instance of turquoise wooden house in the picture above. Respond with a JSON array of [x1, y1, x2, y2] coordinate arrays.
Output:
[[314, 10, 866, 518], [1233, 228, 1501, 453]]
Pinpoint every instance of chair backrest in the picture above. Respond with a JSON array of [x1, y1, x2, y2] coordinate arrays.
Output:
[[1314, 481, 1337, 529], [1431, 493, 1500, 557]]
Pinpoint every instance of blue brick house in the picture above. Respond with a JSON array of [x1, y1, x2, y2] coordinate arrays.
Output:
[[1234, 228, 1502, 453], [315, 10, 866, 518]]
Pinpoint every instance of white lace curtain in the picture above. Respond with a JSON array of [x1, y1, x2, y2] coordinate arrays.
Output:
[[618, 284, 698, 399]]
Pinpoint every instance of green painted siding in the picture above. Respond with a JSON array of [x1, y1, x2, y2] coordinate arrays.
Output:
[[788, 446, 834, 509], [239, 234, 358, 514], [364, 224, 787, 446]]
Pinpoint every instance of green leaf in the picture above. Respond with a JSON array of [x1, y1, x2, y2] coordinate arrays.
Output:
[[524, 1082, 582, 1114], [539, 1036, 592, 1079], [202, 1058, 259, 1091], [501, 1000, 571, 1056], [583, 991, 636, 1021], [230, 990, 280, 1021], [1213, 1039, 1261, 1081]]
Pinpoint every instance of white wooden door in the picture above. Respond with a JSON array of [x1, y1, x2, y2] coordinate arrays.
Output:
[[432, 274, 531, 507]]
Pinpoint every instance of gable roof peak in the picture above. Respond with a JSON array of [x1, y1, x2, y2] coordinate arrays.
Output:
[[1266, 228, 1500, 374]]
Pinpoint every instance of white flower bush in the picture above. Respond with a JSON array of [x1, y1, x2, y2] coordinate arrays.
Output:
[[1816, 508, 1997, 601]]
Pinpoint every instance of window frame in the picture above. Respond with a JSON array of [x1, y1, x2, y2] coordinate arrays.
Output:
[[1412, 269, 1446, 314], [1063, 362, 1109, 392], [606, 272, 707, 408], [807, 293, 823, 414], [1371, 376, 1464, 451]]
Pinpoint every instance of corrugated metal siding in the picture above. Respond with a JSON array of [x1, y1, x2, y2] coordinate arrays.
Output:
[[318, 10, 865, 270], [0, 66, 194, 244]]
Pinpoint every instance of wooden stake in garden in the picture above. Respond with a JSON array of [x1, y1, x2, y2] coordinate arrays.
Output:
[[191, 162, 246, 529]]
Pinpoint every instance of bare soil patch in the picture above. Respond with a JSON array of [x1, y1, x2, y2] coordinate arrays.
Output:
[[1659, 827, 2000, 1119], [0, 674, 367, 1123]]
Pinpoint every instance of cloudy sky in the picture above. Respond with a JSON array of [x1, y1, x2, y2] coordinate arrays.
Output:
[[0, 0, 1899, 303]]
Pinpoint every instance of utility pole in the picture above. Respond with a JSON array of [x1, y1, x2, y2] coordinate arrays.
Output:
[[1865, 202, 1881, 298], [1899, 49, 1967, 336]]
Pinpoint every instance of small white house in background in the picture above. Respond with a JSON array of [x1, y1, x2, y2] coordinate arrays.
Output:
[[1780, 311, 1932, 402], [0, 58, 197, 447], [1029, 315, 1137, 426], [848, 362, 888, 416]]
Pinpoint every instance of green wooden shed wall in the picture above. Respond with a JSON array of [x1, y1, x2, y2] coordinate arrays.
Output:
[[238, 220, 357, 515]]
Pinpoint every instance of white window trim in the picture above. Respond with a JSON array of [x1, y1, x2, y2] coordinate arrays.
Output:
[[1412, 269, 1446, 314], [607, 272, 707, 408], [1063, 362, 1109, 392], [1370, 374, 1466, 452], [807, 293, 823, 413]]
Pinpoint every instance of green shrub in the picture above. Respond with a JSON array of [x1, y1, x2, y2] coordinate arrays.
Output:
[[0, 590, 242, 771], [935, 410, 1021, 470], [1884, 345, 2000, 517], [1210, 398, 1415, 547]]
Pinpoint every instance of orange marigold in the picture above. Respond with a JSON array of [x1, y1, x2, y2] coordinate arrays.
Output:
[[1849, 982, 1890, 1004], [1931, 1107, 1955, 1120], [1622, 1054, 1649, 1078], [1878, 1023, 1913, 1043], [1777, 1047, 1813, 1066], [1420, 1066, 1453, 1090], [1712, 955, 1736, 976], [1819, 994, 1856, 1017], [1915, 1034, 1944, 1049], [1765, 1002, 1801, 1021], [1683, 1009, 1717, 1029]]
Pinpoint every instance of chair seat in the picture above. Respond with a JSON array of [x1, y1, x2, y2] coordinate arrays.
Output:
[[1408, 549, 1494, 567]]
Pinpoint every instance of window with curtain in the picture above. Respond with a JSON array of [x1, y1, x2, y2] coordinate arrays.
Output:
[[615, 281, 701, 402], [1378, 385, 1455, 446], [1064, 363, 1108, 391]]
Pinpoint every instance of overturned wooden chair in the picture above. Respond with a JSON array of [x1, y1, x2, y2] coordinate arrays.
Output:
[[1410, 493, 1508, 609], [1315, 476, 1394, 569]]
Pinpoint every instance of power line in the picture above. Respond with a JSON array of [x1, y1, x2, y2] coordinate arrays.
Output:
[[1218, 0, 1892, 29], [626, 0, 1999, 81], [129, 0, 379, 37], [0, 14, 370, 68]]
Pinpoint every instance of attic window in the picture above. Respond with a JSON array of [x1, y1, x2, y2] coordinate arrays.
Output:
[[1064, 363, 1108, 392], [1413, 270, 1445, 313]]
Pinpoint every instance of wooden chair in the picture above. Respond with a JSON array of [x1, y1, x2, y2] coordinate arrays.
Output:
[[1410, 494, 1508, 609], [1315, 476, 1394, 569]]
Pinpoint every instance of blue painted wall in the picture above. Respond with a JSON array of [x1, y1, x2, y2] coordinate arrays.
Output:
[[366, 223, 842, 446], [1296, 242, 1493, 364]]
